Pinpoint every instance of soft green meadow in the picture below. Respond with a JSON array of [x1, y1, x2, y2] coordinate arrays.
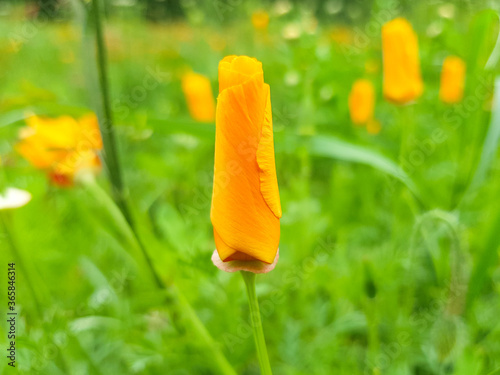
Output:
[[1, 1, 500, 374]]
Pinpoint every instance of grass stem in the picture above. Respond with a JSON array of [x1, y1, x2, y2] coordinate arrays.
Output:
[[242, 271, 273, 375]]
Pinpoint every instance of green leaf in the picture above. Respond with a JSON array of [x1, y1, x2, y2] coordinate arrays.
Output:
[[467, 10, 500, 72], [306, 135, 423, 203], [487, 367, 500, 375], [465, 77, 500, 195], [466, 210, 500, 313], [0, 109, 27, 128]]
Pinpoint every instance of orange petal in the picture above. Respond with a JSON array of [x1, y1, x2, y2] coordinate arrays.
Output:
[[256, 85, 282, 218], [27, 115, 80, 149], [218, 55, 263, 93], [15, 137, 67, 169], [16, 114, 102, 184], [79, 113, 103, 149]]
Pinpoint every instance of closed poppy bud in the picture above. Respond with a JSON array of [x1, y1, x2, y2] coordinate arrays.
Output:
[[16, 114, 102, 186], [181, 72, 216, 122], [439, 56, 466, 104], [348, 79, 375, 125], [382, 18, 423, 104], [211, 56, 282, 270]]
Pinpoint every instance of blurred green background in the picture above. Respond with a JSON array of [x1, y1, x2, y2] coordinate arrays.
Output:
[[1, 0, 500, 374]]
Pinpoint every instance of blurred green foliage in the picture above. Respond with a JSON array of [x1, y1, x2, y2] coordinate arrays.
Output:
[[1, 0, 500, 374]]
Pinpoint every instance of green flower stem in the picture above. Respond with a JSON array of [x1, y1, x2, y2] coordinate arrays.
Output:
[[79, 174, 143, 265], [173, 286, 238, 375], [91, 0, 128, 217], [241, 271, 273, 375], [89, 4, 236, 374], [399, 105, 414, 164], [90, 0, 167, 294], [79, 174, 237, 375]]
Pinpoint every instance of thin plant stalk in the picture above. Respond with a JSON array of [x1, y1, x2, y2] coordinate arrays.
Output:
[[91, 0, 127, 218], [79, 175, 237, 375], [241, 271, 273, 375], [89, 3, 236, 374], [91, 0, 164, 292]]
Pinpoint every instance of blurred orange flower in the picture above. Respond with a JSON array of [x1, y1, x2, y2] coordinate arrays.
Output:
[[439, 56, 466, 104], [211, 56, 281, 265], [251, 10, 270, 30], [16, 114, 102, 186], [382, 18, 423, 104], [181, 72, 216, 122], [348, 79, 375, 125]]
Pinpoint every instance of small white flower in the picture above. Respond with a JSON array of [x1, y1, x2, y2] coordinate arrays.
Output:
[[0, 188, 32, 210]]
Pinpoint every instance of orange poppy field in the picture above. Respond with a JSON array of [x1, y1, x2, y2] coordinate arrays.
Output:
[[1, 1, 500, 374]]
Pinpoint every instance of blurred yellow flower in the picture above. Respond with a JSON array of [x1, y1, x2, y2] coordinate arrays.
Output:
[[348, 79, 375, 125], [251, 10, 270, 30], [439, 56, 466, 104], [181, 72, 216, 123], [16, 114, 102, 186], [382, 18, 423, 104], [208, 33, 227, 52]]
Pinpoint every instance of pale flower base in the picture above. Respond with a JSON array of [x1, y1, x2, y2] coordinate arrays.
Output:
[[211, 249, 279, 274], [0, 188, 32, 210]]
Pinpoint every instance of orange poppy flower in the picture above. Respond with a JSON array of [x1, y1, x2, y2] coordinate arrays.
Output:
[[16, 114, 102, 186], [211, 56, 282, 265], [439, 56, 466, 104], [382, 18, 423, 104], [348, 79, 375, 125], [181, 72, 216, 122]]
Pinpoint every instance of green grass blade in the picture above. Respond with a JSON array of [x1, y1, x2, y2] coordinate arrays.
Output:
[[307, 135, 423, 204], [486, 367, 500, 375], [463, 78, 500, 199], [465, 210, 500, 313], [467, 10, 500, 73]]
